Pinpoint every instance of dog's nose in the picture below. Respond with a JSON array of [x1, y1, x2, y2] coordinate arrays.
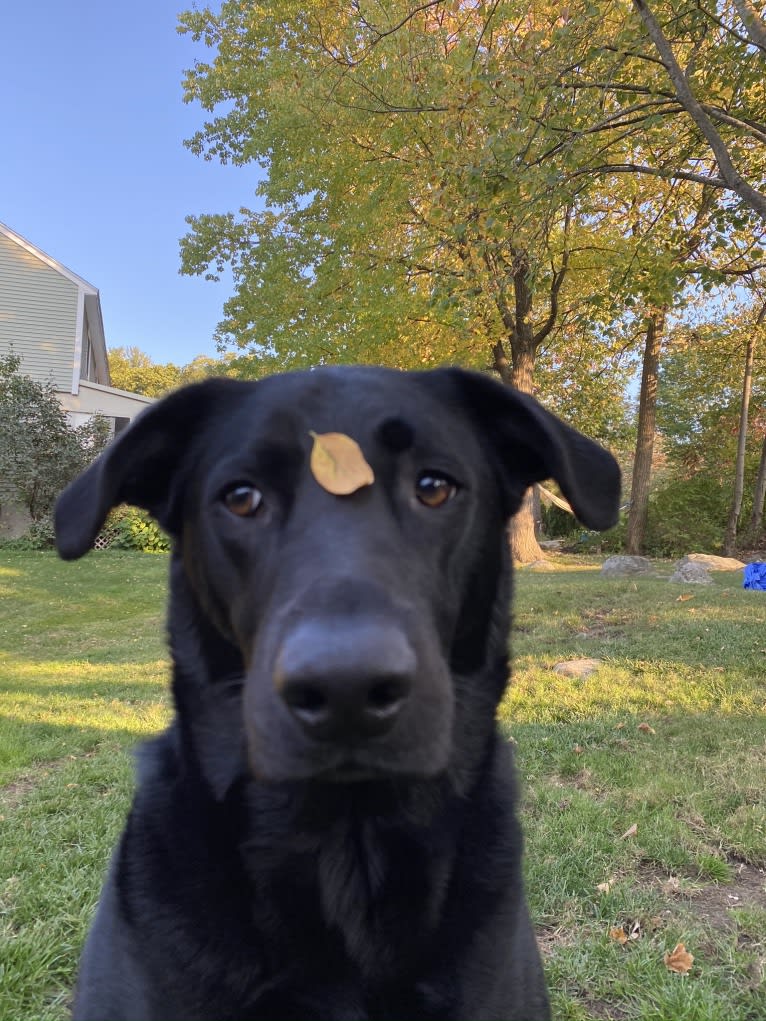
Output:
[[275, 620, 415, 741]]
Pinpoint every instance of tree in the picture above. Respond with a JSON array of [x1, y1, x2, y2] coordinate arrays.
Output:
[[657, 306, 766, 550], [179, 0, 641, 559], [109, 346, 183, 397], [0, 353, 110, 523], [632, 0, 766, 222], [722, 301, 763, 553], [109, 347, 234, 397]]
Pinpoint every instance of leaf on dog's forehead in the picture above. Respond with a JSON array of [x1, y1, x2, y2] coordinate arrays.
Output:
[[309, 431, 374, 495]]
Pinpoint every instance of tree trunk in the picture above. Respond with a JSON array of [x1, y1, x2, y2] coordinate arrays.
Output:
[[626, 310, 665, 554], [746, 433, 766, 543], [723, 331, 756, 555], [508, 339, 545, 563]]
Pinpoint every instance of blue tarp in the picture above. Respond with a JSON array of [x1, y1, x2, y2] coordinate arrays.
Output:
[[743, 562, 766, 590]]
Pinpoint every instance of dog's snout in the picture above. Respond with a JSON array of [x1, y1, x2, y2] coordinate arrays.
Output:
[[275, 621, 416, 742]]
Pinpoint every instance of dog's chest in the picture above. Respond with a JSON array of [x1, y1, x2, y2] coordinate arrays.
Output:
[[241, 798, 455, 982]]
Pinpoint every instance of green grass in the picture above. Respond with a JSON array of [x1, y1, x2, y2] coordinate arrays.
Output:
[[1, 551, 765, 1020]]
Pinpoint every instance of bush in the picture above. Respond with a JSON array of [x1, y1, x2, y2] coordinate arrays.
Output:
[[106, 507, 170, 553], [0, 352, 110, 521], [643, 475, 733, 557], [0, 517, 56, 551]]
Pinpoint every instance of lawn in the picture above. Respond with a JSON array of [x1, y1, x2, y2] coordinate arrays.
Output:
[[1, 550, 764, 1020]]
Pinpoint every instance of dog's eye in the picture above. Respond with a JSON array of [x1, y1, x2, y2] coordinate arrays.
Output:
[[415, 473, 458, 508], [222, 485, 263, 518]]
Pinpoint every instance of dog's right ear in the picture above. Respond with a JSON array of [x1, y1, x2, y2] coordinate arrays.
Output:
[[55, 378, 246, 560]]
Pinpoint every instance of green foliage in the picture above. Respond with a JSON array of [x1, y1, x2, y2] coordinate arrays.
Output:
[[106, 507, 170, 553], [109, 346, 234, 397], [643, 475, 734, 556], [0, 518, 57, 551], [0, 353, 110, 522]]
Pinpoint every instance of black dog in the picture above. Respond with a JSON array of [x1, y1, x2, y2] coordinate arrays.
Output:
[[55, 366, 620, 1021]]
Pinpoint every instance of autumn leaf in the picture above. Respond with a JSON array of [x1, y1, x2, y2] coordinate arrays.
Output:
[[309, 431, 374, 495], [574, 744, 584, 755], [638, 722, 656, 735], [596, 881, 612, 894], [609, 926, 628, 945], [620, 823, 638, 840], [664, 943, 694, 974], [676, 593, 694, 602]]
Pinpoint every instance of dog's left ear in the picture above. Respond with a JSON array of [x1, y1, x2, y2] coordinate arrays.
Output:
[[435, 368, 621, 530], [55, 378, 247, 560]]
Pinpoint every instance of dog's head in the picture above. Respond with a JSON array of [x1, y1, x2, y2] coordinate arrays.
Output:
[[55, 367, 620, 788]]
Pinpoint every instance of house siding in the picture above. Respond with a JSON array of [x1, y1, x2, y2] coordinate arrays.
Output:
[[0, 231, 78, 391]]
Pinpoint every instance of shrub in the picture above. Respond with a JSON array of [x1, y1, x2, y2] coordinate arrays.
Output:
[[0, 352, 110, 521], [106, 507, 170, 553], [643, 475, 734, 557]]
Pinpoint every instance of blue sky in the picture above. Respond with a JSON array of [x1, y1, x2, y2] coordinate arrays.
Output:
[[1, 1, 259, 365]]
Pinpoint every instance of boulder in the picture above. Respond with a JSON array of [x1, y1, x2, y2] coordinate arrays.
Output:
[[601, 555, 653, 577], [669, 561, 712, 584], [552, 658, 602, 679], [680, 553, 746, 571]]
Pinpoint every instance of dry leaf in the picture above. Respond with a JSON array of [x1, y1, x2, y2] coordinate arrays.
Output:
[[664, 942, 694, 974], [620, 823, 638, 840], [309, 431, 374, 495], [609, 926, 628, 945], [614, 722, 625, 731], [628, 920, 641, 941], [676, 593, 694, 602], [574, 744, 584, 755], [638, 722, 656, 735], [596, 881, 612, 895]]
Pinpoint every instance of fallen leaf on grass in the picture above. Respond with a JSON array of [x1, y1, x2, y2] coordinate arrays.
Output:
[[676, 593, 694, 602], [614, 722, 625, 731], [638, 722, 656, 735], [596, 881, 612, 895], [574, 744, 584, 755], [309, 431, 374, 495], [620, 823, 638, 840], [664, 943, 694, 974]]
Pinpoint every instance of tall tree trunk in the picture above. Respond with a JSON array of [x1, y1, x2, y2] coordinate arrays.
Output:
[[626, 310, 665, 554], [723, 331, 756, 555], [508, 340, 544, 563], [746, 433, 766, 543]]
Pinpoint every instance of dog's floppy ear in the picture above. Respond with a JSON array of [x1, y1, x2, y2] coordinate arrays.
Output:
[[55, 378, 246, 560], [437, 368, 621, 530]]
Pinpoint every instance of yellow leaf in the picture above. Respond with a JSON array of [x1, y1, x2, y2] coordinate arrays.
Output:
[[596, 881, 612, 894], [620, 823, 638, 840], [638, 722, 656, 735], [676, 593, 694, 602], [664, 942, 694, 974], [309, 431, 374, 496], [610, 926, 628, 944]]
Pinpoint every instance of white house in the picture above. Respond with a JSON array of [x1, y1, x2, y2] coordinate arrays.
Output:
[[0, 221, 153, 434]]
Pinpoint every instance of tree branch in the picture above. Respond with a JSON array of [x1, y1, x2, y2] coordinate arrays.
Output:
[[632, 0, 766, 221]]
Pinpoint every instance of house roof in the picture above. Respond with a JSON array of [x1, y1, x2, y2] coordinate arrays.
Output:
[[0, 220, 110, 387]]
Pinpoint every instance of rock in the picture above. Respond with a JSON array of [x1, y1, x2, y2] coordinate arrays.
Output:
[[680, 553, 746, 571], [669, 561, 713, 584], [600, 555, 653, 577], [552, 658, 602, 678]]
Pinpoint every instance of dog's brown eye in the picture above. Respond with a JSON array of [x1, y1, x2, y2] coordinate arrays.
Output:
[[415, 474, 458, 508], [223, 485, 263, 517]]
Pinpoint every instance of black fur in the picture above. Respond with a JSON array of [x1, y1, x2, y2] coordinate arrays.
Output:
[[55, 366, 620, 1020]]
